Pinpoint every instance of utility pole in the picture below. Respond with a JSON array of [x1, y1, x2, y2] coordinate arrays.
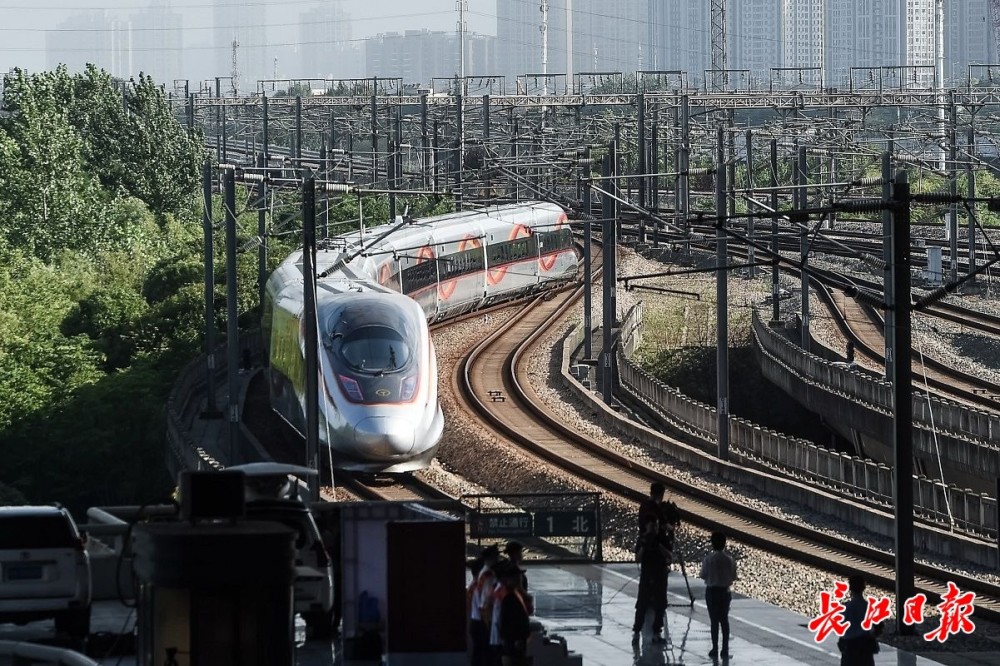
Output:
[[215, 78, 222, 165], [302, 176, 320, 502], [968, 126, 978, 280], [457, 0, 467, 83], [770, 139, 780, 324], [223, 168, 241, 465], [457, 0, 467, 176], [540, 0, 549, 96], [637, 92, 646, 242], [936, 0, 946, 171], [231, 39, 240, 96], [797, 145, 810, 353], [745, 130, 755, 278], [201, 161, 221, 419], [583, 146, 593, 362], [891, 170, 915, 636], [715, 127, 730, 461], [601, 143, 618, 406], [295, 95, 303, 163], [565, 0, 574, 92], [882, 143, 895, 381], [948, 94, 959, 284], [257, 153, 268, 311], [710, 0, 727, 90]]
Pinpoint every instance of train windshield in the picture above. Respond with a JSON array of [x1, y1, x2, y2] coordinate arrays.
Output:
[[340, 326, 411, 374], [325, 298, 419, 376]]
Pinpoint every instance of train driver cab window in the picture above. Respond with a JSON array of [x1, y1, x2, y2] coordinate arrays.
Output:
[[340, 326, 411, 374]]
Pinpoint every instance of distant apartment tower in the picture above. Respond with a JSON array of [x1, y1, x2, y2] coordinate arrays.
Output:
[[904, 0, 935, 85], [493, 0, 993, 90], [591, 0, 647, 74], [130, 1, 182, 86], [299, 0, 360, 79], [945, 0, 993, 84], [214, 0, 267, 91], [782, 0, 824, 73], [47, 11, 131, 76], [572, 0, 646, 76], [824, 0, 954, 88], [727, 0, 781, 86], [365, 30, 495, 86], [651, 0, 709, 85]]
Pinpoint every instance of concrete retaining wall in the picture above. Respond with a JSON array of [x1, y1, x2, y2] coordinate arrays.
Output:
[[165, 332, 263, 474], [563, 323, 997, 566], [753, 311, 1000, 484], [610, 302, 999, 545]]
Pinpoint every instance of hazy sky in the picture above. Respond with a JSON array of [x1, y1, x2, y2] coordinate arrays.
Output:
[[0, 0, 496, 74]]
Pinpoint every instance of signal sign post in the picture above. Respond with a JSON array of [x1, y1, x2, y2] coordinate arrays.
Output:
[[534, 510, 598, 538], [464, 493, 602, 562]]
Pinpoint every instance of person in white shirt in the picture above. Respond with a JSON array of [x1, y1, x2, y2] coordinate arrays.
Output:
[[699, 531, 737, 659], [470, 545, 500, 666]]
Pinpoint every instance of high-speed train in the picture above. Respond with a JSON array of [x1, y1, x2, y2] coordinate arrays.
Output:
[[262, 202, 578, 473]]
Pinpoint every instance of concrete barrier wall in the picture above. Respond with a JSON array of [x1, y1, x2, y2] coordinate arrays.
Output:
[[614, 303, 998, 541], [563, 326, 996, 567], [165, 332, 263, 474], [752, 312, 1000, 486], [754, 311, 1000, 448]]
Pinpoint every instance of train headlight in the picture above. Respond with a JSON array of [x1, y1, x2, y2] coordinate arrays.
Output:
[[338, 374, 364, 402], [400, 375, 418, 401]]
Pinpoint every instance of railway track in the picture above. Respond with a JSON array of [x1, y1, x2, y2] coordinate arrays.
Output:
[[456, 249, 1000, 622], [334, 472, 453, 502], [816, 282, 1000, 411], [703, 240, 1000, 411]]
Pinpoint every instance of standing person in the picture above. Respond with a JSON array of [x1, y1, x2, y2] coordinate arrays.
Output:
[[503, 541, 533, 614], [838, 574, 881, 666], [700, 531, 737, 659], [470, 545, 500, 666], [498, 563, 532, 666], [632, 517, 671, 643], [662, 490, 681, 533], [638, 482, 667, 533]]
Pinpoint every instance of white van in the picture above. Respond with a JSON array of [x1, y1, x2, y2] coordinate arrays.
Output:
[[0, 506, 91, 639]]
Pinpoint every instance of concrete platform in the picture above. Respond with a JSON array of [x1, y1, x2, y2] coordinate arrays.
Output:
[[5, 562, 991, 665], [542, 562, 949, 665]]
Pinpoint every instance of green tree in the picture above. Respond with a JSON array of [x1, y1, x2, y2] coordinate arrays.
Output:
[[0, 72, 108, 261], [65, 67, 203, 214], [62, 286, 148, 371]]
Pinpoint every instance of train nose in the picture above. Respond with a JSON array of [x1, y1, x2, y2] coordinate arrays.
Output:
[[353, 417, 415, 457]]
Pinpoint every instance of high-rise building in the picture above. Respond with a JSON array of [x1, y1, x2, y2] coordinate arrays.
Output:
[[214, 0, 267, 92], [299, 1, 358, 79], [727, 0, 781, 86], [585, 0, 646, 74], [824, 0, 965, 89], [945, 0, 993, 84], [364, 30, 495, 86], [782, 0, 824, 72], [488, 0, 993, 91], [130, 1, 182, 86], [904, 0, 935, 85], [653, 0, 710, 86], [47, 11, 131, 76]]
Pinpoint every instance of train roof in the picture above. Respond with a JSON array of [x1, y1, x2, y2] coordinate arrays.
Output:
[[269, 201, 569, 293]]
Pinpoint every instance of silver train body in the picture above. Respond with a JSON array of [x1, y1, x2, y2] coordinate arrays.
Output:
[[262, 202, 578, 473]]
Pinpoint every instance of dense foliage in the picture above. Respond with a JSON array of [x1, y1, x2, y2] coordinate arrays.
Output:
[[0, 66, 454, 515], [0, 66, 206, 513]]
